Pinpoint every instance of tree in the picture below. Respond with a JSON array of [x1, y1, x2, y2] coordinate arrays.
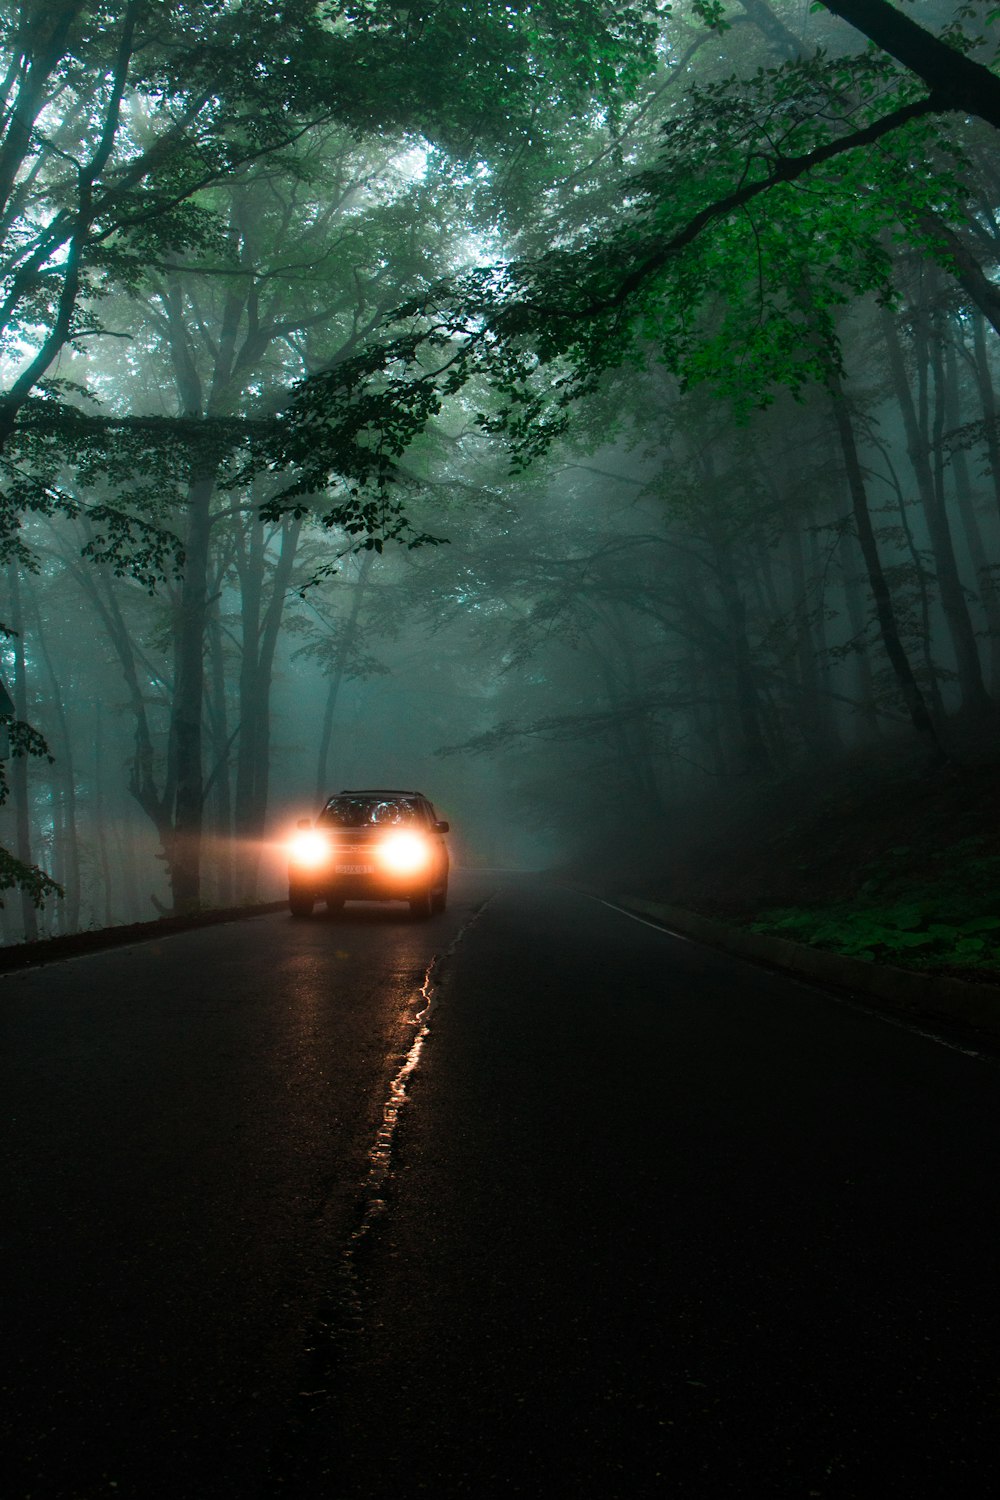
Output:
[[0, 0, 668, 916], [0, 0, 665, 455], [818, 0, 1000, 128], [7, 1, 1000, 926], [274, 2, 1000, 746]]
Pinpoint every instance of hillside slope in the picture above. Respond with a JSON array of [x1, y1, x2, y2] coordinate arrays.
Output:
[[614, 732, 1000, 987]]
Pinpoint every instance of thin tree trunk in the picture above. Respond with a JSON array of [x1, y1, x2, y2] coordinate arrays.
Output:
[[690, 654, 728, 775], [882, 308, 990, 715], [315, 552, 374, 802], [713, 540, 772, 773], [886, 447, 947, 723], [247, 519, 301, 833], [971, 312, 1000, 530], [943, 329, 1000, 694], [838, 527, 880, 736], [67, 545, 174, 881], [601, 601, 665, 807], [169, 472, 215, 911], [118, 809, 144, 922], [6, 560, 38, 940], [233, 514, 302, 902], [31, 602, 80, 932], [207, 601, 234, 906], [805, 520, 843, 748], [785, 507, 840, 753], [233, 506, 264, 856], [94, 700, 114, 927], [827, 374, 943, 755]]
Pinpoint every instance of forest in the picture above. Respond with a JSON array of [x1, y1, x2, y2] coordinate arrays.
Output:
[[2, 0, 1000, 966]]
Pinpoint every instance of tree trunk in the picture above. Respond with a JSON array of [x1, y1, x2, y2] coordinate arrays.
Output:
[[601, 601, 665, 807], [315, 553, 374, 802], [207, 601, 234, 907], [805, 520, 843, 749], [942, 328, 1000, 695], [971, 313, 1000, 531], [713, 540, 772, 774], [819, 0, 1000, 130], [118, 811, 145, 924], [827, 374, 943, 755], [837, 526, 880, 737], [918, 212, 1000, 341], [31, 599, 81, 932], [249, 518, 302, 821], [882, 308, 990, 715], [233, 513, 302, 902], [67, 547, 174, 893], [784, 506, 841, 754], [169, 473, 215, 912], [6, 560, 38, 940], [93, 701, 115, 927], [884, 436, 947, 723], [233, 508, 264, 862]]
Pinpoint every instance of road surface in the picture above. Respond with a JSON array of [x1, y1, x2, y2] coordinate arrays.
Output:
[[2, 874, 998, 1498]]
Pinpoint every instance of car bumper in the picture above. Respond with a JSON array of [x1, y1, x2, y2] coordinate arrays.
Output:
[[288, 867, 443, 902]]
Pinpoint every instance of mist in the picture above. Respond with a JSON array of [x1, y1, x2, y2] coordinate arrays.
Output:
[[2, 1, 1000, 954]]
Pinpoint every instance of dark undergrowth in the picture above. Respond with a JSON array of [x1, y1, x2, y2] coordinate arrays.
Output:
[[745, 837, 1000, 977], [612, 723, 1000, 986]]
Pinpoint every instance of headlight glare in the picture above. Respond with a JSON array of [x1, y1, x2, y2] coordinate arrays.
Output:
[[377, 831, 430, 874], [290, 830, 329, 868]]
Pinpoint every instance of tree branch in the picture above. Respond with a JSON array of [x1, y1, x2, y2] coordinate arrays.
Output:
[[582, 94, 939, 317], [819, 0, 1000, 128]]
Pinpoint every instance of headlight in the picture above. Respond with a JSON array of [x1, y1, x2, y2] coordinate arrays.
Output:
[[377, 831, 430, 875], [289, 830, 329, 868]]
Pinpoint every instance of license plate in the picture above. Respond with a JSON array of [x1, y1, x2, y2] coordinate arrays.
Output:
[[336, 863, 374, 874]]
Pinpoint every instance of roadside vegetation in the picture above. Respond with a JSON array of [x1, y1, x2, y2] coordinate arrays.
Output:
[[632, 732, 1000, 984], [749, 841, 1000, 975]]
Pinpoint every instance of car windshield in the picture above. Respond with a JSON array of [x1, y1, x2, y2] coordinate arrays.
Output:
[[318, 796, 420, 829]]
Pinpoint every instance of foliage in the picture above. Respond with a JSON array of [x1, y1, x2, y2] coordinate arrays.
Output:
[[0, 713, 62, 909], [0, 402, 250, 584], [320, 0, 667, 140], [272, 29, 981, 498], [0, 0, 670, 563], [748, 838, 1000, 973], [0, 0, 665, 427], [289, 621, 389, 681], [0, 845, 61, 910]]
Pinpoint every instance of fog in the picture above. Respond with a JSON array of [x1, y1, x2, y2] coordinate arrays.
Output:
[[2, 1, 999, 940]]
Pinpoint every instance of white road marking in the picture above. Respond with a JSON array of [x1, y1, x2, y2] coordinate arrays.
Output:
[[591, 894, 997, 1064]]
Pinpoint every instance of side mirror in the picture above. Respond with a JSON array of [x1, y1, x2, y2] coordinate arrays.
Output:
[[297, 817, 312, 829], [435, 820, 450, 833]]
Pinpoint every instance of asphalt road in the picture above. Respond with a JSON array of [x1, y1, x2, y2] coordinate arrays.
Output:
[[2, 875, 998, 1499]]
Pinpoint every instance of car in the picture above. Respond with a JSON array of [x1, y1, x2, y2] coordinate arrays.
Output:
[[288, 788, 450, 919]]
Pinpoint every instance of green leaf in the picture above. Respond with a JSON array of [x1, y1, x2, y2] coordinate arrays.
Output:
[[958, 916, 1000, 934]]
